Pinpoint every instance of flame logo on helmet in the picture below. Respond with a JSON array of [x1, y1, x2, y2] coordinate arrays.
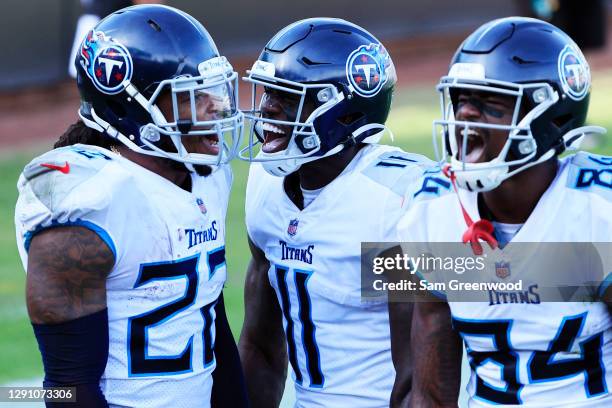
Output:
[[79, 29, 133, 95], [558, 45, 590, 101], [346, 43, 391, 98]]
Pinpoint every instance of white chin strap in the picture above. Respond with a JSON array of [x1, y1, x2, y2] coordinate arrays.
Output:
[[260, 124, 389, 177]]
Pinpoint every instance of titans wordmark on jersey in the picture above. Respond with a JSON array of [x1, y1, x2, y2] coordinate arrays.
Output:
[[397, 152, 612, 407], [15, 144, 232, 408], [246, 144, 434, 407]]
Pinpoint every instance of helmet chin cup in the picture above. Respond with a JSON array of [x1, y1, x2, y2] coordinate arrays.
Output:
[[450, 158, 509, 192], [255, 131, 322, 176], [262, 158, 300, 177]]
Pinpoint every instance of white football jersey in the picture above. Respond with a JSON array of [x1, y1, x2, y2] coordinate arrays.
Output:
[[397, 152, 612, 407], [15, 144, 232, 408], [246, 144, 434, 407]]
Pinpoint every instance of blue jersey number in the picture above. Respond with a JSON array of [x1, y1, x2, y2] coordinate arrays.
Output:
[[528, 312, 606, 397], [375, 154, 417, 168], [454, 313, 606, 405], [275, 265, 324, 388], [453, 318, 522, 404], [128, 248, 225, 376]]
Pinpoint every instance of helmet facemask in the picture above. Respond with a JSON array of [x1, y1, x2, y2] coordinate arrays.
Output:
[[239, 60, 347, 176], [434, 72, 561, 192], [80, 56, 243, 170]]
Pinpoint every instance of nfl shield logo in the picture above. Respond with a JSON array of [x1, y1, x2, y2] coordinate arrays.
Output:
[[196, 198, 207, 215], [287, 219, 299, 236], [495, 261, 511, 279]]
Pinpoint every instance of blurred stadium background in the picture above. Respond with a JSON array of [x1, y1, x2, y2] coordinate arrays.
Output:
[[1, 0, 611, 404]]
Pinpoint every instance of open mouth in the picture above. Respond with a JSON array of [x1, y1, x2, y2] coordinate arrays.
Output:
[[456, 128, 486, 163], [261, 123, 290, 153], [200, 134, 220, 155]]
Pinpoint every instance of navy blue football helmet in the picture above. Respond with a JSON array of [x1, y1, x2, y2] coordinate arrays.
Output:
[[435, 17, 605, 192], [75, 5, 243, 168], [240, 18, 396, 176]]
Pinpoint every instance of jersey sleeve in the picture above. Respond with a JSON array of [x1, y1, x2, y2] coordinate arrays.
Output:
[[564, 152, 612, 298], [566, 152, 612, 200], [212, 163, 234, 221], [244, 162, 267, 249], [358, 149, 442, 300], [14, 145, 125, 270], [360, 149, 440, 243], [390, 160, 454, 301]]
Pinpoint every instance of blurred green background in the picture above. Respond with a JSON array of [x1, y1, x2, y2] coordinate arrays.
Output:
[[1, 72, 611, 383]]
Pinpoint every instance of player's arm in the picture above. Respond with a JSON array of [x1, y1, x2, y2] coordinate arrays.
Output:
[[211, 293, 248, 407], [410, 301, 463, 408], [238, 237, 287, 408], [389, 300, 414, 408], [27, 226, 114, 407], [377, 244, 414, 408]]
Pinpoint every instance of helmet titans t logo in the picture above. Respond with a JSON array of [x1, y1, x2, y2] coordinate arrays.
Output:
[[346, 43, 390, 98], [80, 30, 133, 95], [557, 45, 590, 101]]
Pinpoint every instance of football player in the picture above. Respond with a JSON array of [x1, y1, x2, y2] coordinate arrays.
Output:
[[392, 17, 611, 407], [15, 5, 246, 407], [237, 18, 434, 407]]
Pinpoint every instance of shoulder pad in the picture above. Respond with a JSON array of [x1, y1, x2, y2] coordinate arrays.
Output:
[[15, 145, 129, 239], [361, 148, 438, 196], [245, 162, 273, 212], [21, 145, 113, 181], [565, 152, 612, 200], [18, 145, 115, 209], [410, 166, 454, 201]]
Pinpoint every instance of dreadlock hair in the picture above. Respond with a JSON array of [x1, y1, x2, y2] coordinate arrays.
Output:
[[54, 120, 120, 150]]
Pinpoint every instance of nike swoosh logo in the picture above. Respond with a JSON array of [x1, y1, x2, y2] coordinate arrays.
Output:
[[40, 161, 70, 174]]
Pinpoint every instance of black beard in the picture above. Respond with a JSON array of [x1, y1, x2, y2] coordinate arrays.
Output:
[[193, 164, 212, 176], [164, 157, 212, 177]]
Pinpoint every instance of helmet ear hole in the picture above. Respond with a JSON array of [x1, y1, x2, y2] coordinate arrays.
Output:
[[552, 113, 573, 129], [338, 112, 364, 125]]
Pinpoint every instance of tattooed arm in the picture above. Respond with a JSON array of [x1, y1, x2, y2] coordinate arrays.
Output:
[[383, 243, 414, 408], [238, 237, 287, 408], [27, 226, 114, 407], [27, 226, 113, 324], [410, 301, 463, 408]]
